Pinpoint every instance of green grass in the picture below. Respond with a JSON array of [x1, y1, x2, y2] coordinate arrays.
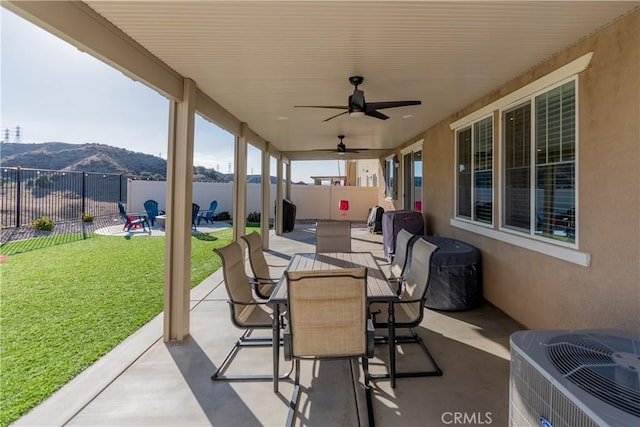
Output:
[[0, 227, 258, 427]]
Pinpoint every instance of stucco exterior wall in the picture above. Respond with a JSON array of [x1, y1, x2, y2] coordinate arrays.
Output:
[[381, 10, 640, 331]]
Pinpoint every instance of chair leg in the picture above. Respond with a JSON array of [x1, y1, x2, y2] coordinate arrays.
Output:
[[211, 329, 293, 382], [370, 328, 442, 381], [286, 359, 301, 427], [356, 357, 375, 427]]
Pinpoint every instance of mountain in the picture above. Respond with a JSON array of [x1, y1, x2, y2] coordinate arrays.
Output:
[[0, 142, 228, 182]]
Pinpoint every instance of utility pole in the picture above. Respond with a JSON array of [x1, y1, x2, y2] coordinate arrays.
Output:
[[14, 126, 22, 143]]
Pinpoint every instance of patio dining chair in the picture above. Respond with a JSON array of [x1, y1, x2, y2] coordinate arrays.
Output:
[[240, 231, 286, 300], [197, 200, 218, 225], [387, 229, 420, 294], [117, 201, 150, 232], [143, 199, 160, 226], [315, 220, 351, 253], [369, 238, 442, 383], [283, 268, 374, 427], [212, 241, 292, 381]]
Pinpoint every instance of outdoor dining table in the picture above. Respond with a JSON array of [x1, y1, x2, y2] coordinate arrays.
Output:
[[269, 252, 399, 392]]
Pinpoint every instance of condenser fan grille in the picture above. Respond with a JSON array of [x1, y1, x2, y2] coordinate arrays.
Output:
[[545, 333, 640, 417]]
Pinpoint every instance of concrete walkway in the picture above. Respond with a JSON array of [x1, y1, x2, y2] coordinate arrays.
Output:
[[14, 224, 523, 427]]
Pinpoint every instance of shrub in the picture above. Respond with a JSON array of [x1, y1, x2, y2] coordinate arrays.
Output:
[[32, 216, 53, 231], [247, 211, 261, 223], [82, 213, 94, 223], [213, 211, 231, 221]]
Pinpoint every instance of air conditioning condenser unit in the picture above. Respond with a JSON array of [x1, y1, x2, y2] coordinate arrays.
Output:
[[510, 329, 639, 427]]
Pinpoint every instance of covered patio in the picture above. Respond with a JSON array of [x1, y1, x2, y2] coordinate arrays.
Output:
[[15, 225, 522, 426], [4, 1, 639, 425]]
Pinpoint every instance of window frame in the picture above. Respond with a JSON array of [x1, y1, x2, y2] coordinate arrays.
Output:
[[498, 76, 579, 249], [401, 140, 423, 211], [454, 114, 494, 227], [448, 53, 591, 267]]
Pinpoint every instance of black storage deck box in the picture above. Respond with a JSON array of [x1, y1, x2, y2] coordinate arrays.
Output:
[[422, 236, 482, 311]]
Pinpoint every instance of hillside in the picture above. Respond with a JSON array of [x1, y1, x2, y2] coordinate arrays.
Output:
[[0, 142, 227, 182]]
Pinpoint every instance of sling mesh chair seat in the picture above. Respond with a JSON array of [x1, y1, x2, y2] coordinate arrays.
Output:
[[386, 228, 420, 294], [369, 238, 442, 385], [240, 231, 286, 299], [315, 220, 351, 253], [212, 241, 291, 381], [283, 268, 375, 427]]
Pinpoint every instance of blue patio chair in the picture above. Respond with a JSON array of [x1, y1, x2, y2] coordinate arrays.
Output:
[[197, 200, 218, 225], [143, 199, 160, 226], [118, 201, 150, 232]]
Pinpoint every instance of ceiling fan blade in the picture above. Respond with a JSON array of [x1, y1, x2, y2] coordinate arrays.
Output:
[[365, 110, 389, 120], [294, 105, 348, 110], [323, 111, 349, 122], [366, 100, 421, 110]]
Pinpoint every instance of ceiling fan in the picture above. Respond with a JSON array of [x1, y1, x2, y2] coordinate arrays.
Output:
[[313, 135, 368, 155], [295, 75, 421, 122]]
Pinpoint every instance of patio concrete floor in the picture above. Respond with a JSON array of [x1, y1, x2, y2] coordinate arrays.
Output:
[[15, 224, 523, 427]]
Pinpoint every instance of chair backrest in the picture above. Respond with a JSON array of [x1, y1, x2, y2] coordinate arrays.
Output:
[[192, 203, 200, 224], [286, 267, 367, 358], [315, 221, 351, 253], [390, 229, 417, 279], [214, 241, 258, 326], [207, 200, 218, 218], [398, 238, 438, 324], [144, 199, 159, 218], [240, 231, 270, 280]]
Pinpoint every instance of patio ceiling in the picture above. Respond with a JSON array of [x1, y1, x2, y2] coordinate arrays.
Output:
[[17, 1, 640, 160]]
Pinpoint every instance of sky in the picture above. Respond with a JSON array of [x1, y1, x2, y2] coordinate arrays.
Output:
[[0, 9, 343, 183]]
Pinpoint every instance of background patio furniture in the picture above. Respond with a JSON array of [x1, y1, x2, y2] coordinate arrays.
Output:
[[143, 199, 161, 226], [191, 203, 199, 230], [196, 200, 218, 225], [117, 201, 149, 232], [240, 231, 285, 299], [382, 210, 424, 260], [369, 238, 442, 386], [422, 236, 482, 311], [211, 241, 292, 381], [315, 221, 351, 253], [283, 267, 374, 427]]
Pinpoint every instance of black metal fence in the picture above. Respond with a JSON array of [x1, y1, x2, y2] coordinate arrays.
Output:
[[0, 167, 126, 228]]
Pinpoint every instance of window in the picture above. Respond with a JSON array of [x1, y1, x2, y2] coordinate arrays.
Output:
[[384, 156, 397, 200], [456, 116, 493, 224], [403, 147, 422, 211], [503, 79, 576, 244]]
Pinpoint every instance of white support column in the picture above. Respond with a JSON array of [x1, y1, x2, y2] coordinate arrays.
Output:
[[285, 160, 292, 200], [275, 157, 284, 235], [164, 78, 196, 342], [232, 124, 248, 242], [261, 142, 271, 249]]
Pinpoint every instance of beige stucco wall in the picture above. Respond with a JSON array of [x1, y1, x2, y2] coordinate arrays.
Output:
[[381, 10, 640, 332]]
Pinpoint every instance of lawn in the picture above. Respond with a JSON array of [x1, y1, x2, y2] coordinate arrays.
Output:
[[0, 227, 257, 426]]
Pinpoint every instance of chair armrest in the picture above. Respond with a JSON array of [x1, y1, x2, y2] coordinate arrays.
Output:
[[283, 325, 292, 361], [366, 319, 375, 358], [249, 277, 277, 300], [387, 276, 403, 295]]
